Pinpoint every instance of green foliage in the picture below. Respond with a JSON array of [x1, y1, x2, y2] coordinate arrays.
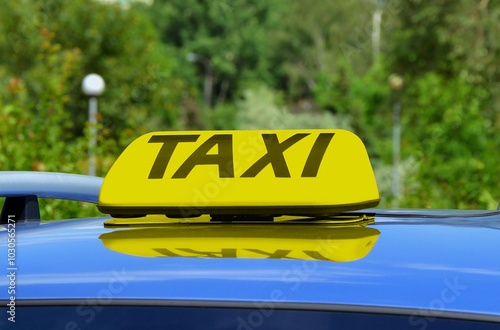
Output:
[[0, 29, 84, 172], [201, 103, 238, 130], [400, 72, 499, 208], [387, 0, 500, 208], [312, 60, 392, 155], [277, 0, 374, 99], [235, 86, 351, 130], [0, 0, 183, 149], [389, 0, 459, 77], [390, 0, 500, 84], [146, 0, 285, 106], [0, 0, 185, 219]]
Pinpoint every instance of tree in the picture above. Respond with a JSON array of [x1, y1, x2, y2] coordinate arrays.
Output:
[[146, 0, 286, 107], [0, 0, 186, 218], [276, 0, 377, 101], [0, 0, 184, 153], [400, 73, 499, 208], [386, 0, 500, 208]]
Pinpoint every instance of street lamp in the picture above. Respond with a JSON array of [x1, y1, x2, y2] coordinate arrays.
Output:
[[82, 73, 105, 177], [389, 74, 404, 207], [186, 52, 213, 107]]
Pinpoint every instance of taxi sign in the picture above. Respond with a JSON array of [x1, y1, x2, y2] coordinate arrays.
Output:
[[98, 129, 379, 217], [100, 223, 380, 262]]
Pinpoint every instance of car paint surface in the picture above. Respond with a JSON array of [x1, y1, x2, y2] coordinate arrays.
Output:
[[1, 211, 499, 319]]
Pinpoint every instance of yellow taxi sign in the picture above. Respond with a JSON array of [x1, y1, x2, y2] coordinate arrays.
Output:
[[98, 129, 379, 216], [99, 224, 380, 262]]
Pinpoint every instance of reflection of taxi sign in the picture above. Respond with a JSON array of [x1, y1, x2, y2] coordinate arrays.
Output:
[[98, 129, 379, 217], [100, 223, 380, 262]]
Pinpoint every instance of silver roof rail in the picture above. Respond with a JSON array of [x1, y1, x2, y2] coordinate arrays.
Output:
[[0, 172, 103, 223]]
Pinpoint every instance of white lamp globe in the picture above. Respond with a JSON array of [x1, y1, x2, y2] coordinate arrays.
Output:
[[82, 74, 105, 96]]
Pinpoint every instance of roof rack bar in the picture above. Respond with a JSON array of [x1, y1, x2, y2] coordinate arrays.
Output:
[[0, 172, 103, 224], [0, 172, 103, 203]]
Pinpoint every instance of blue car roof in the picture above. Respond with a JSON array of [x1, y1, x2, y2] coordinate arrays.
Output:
[[2, 211, 500, 321]]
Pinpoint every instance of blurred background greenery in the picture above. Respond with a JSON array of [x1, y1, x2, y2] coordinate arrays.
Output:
[[0, 0, 499, 219]]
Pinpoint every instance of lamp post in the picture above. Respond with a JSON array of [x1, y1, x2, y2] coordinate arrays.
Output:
[[389, 74, 404, 207], [186, 52, 213, 107], [82, 74, 105, 177]]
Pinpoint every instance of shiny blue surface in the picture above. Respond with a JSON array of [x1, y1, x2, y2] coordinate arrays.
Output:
[[1, 212, 500, 317], [0, 172, 102, 203]]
